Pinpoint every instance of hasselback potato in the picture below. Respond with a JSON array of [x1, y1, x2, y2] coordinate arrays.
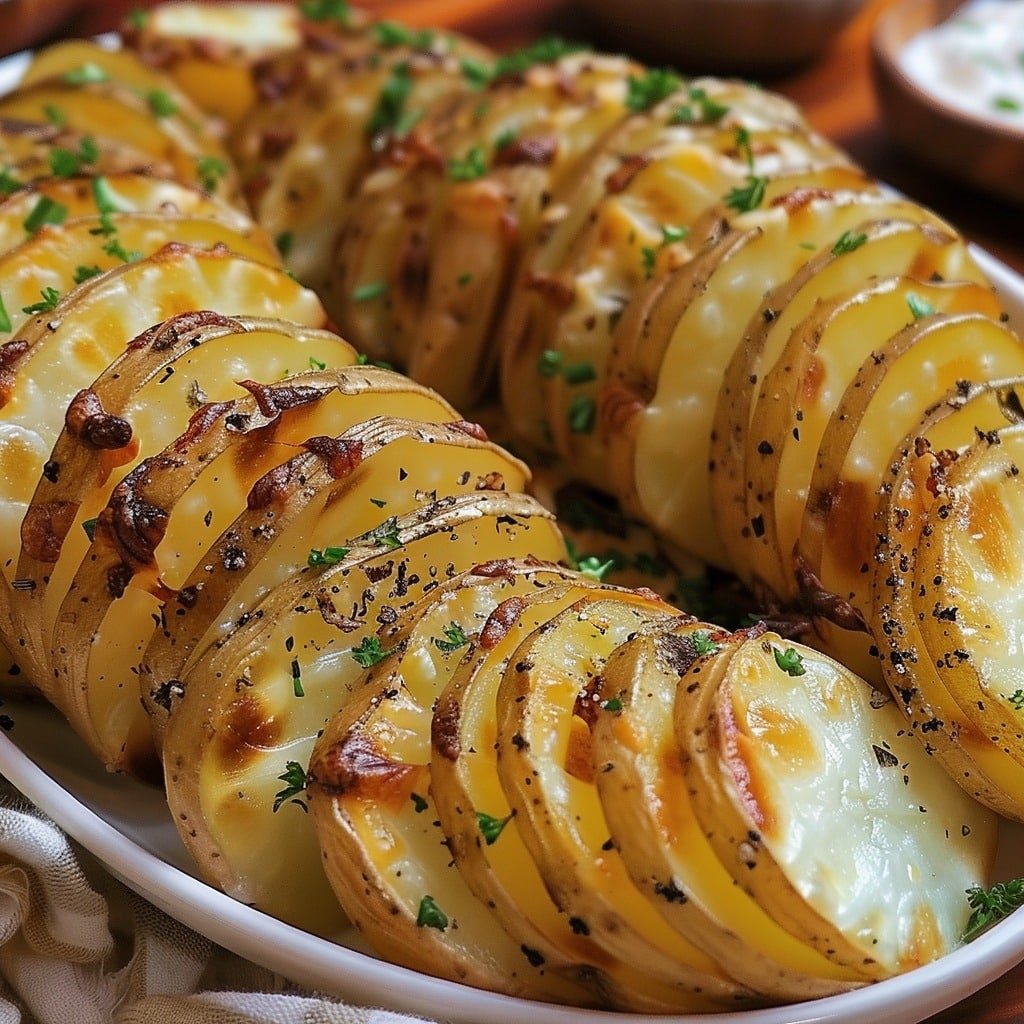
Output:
[[0, 0, 1017, 1013]]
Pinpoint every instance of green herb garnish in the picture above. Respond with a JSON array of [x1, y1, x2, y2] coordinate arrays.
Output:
[[476, 811, 513, 845], [62, 63, 109, 86], [831, 229, 868, 256], [577, 555, 615, 581], [0, 294, 11, 333], [433, 623, 469, 654], [22, 287, 61, 315], [460, 56, 493, 90], [448, 144, 487, 181], [0, 168, 20, 194], [493, 36, 585, 77], [352, 280, 387, 302], [82, 518, 98, 542], [73, 265, 103, 285], [692, 630, 718, 656], [416, 894, 448, 930], [907, 292, 935, 320], [272, 760, 308, 812], [196, 155, 227, 192], [626, 68, 682, 113], [724, 176, 766, 213], [1009, 690, 1024, 711], [147, 89, 179, 118], [43, 104, 66, 127], [568, 395, 596, 433], [102, 237, 142, 264], [537, 349, 562, 377], [48, 147, 81, 177], [350, 635, 391, 668], [366, 62, 412, 136], [374, 21, 434, 48], [602, 697, 623, 712], [300, 0, 350, 25], [773, 646, 806, 677], [308, 355, 326, 371], [276, 230, 294, 257], [291, 658, 304, 697], [307, 546, 349, 567], [962, 880, 1024, 942], [23, 196, 68, 234], [563, 361, 596, 385]]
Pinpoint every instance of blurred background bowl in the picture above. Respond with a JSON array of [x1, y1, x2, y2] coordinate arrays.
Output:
[[574, 0, 866, 74], [0, 0, 87, 56], [872, 0, 1024, 206]]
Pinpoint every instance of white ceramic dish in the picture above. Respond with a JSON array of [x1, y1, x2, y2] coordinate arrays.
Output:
[[3, 39, 1024, 1024]]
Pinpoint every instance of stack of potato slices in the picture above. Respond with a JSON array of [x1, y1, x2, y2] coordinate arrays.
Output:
[[0, 1, 1014, 1013]]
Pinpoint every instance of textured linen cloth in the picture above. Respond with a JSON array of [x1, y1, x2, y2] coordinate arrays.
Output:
[[0, 777, 435, 1024]]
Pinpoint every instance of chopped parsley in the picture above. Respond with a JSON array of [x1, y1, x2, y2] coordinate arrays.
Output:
[[48, 148, 81, 177], [492, 36, 585, 78], [355, 352, 394, 369], [291, 658, 304, 697], [0, 294, 10, 333], [366, 63, 412, 137], [448, 144, 487, 182], [577, 555, 615, 581], [90, 175, 121, 233], [724, 176, 766, 213], [563, 361, 596, 384], [661, 224, 689, 244], [272, 760, 308, 812], [735, 126, 754, 168], [460, 56, 493, 90], [831, 229, 868, 256], [43, 104, 66, 127], [22, 287, 61, 315], [82, 518, 98, 542], [494, 126, 517, 151], [626, 68, 682, 113], [350, 635, 391, 668], [907, 292, 935, 320], [373, 21, 434, 48], [568, 394, 596, 433], [1009, 689, 1024, 711], [102, 237, 142, 264], [196, 155, 227, 193], [300, 0, 350, 25], [0, 168, 20, 194], [62, 63, 108, 86], [352, 280, 387, 302], [602, 697, 623, 712], [78, 136, 99, 164], [416, 894, 448, 931], [457, 271, 473, 286], [23, 196, 68, 234], [308, 355, 327, 371], [433, 622, 469, 654], [962, 879, 1024, 942], [126, 8, 149, 29], [537, 349, 562, 377], [147, 89, 179, 118], [773, 646, 806, 677], [72, 264, 101, 284], [476, 811, 513, 845], [641, 245, 657, 279], [993, 96, 1022, 113], [307, 546, 349, 567], [671, 86, 729, 124], [276, 230, 294, 257], [691, 630, 718, 656]]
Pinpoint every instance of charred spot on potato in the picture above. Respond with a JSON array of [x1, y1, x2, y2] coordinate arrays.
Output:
[[214, 692, 282, 768], [432, 696, 461, 762], [20, 500, 78, 562], [64, 389, 133, 450], [303, 435, 365, 479], [480, 596, 528, 649]]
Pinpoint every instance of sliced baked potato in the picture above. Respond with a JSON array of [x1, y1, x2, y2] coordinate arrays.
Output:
[[164, 490, 565, 933]]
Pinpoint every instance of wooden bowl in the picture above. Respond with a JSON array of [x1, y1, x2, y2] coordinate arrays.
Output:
[[871, 0, 1024, 206], [0, 0, 87, 57]]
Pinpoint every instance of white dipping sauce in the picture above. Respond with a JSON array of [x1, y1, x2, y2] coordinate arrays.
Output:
[[900, 0, 1024, 133]]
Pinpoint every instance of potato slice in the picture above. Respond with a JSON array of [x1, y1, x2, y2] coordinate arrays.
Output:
[[0, 244, 318, 590], [142, 370, 463, 722], [676, 629, 996, 974], [0, 78, 238, 202], [870, 382, 1024, 814], [0, 210, 278, 345], [743, 276, 1001, 605], [122, 1, 338, 127], [495, 592, 756, 1008], [164, 490, 566, 933], [248, 33, 487, 292], [18, 40, 222, 155], [432, 580, 750, 1010], [709, 219, 993, 596], [498, 82, 850, 467], [309, 564, 591, 1003], [142, 412, 530, 745], [800, 313, 1024, 677], [593, 621, 868, 998], [14, 317, 353, 703], [603, 189, 958, 570], [0, 173, 250, 257], [0, 119, 176, 184]]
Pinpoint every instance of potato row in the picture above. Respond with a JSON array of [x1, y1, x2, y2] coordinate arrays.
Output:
[[0, 3, 1003, 1013], [122, 2, 1024, 822]]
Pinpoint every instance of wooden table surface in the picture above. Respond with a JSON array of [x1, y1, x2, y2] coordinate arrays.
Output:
[[5, 0, 1024, 1020]]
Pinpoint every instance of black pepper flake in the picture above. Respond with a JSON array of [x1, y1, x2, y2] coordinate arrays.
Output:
[[654, 879, 687, 903], [511, 732, 529, 750], [750, 514, 765, 538], [42, 460, 60, 483], [520, 945, 545, 967], [568, 917, 590, 935], [872, 743, 899, 768], [285, 635, 294, 652], [756, 440, 774, 456]]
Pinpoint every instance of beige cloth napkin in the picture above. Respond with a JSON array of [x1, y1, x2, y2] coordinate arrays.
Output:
[[0, 778, 436, 1024]]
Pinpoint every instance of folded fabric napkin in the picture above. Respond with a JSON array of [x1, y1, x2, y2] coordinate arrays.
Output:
[[0, 777, 435, 1024]]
